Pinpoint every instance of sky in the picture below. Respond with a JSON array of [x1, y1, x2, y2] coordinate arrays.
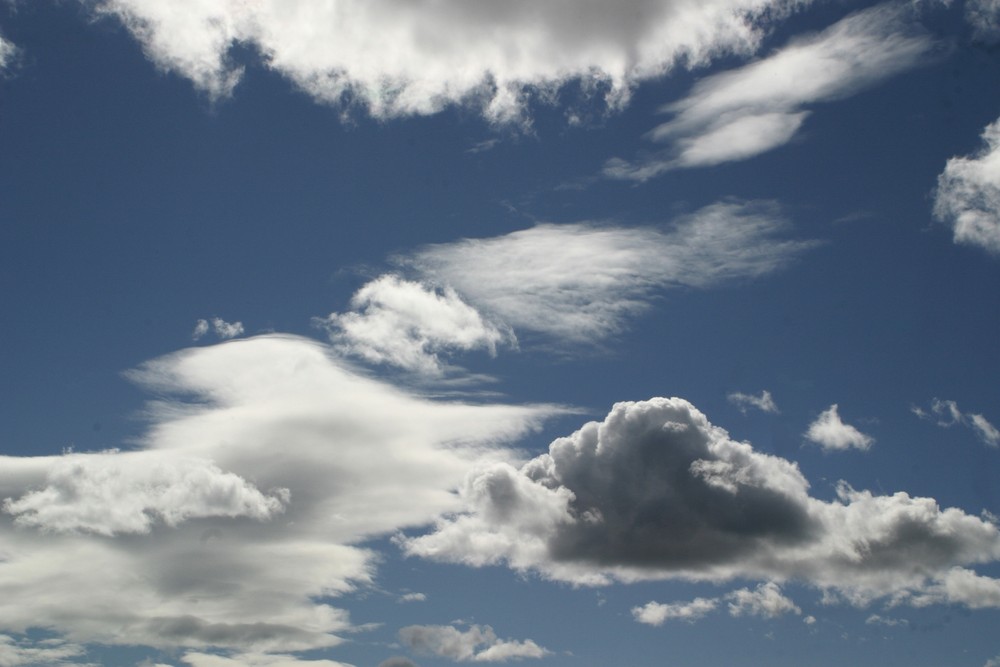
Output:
[[1, 0, 1000, 665]]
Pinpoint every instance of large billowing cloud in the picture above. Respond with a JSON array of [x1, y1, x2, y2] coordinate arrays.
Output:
[[0, 335, 560, 660], [604, 3, 931, 178], [934, 116, 1000, 254], [86, 0, 813, 122], [402, 397, 1000, 603]]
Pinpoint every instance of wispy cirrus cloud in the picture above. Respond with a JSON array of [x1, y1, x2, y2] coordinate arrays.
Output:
[[85, 0, 813, 123], [728, 390, 779, 414], [934, 116, 1000, 255], [912, 398, 1000, 447], [604, 3, 932, 178], [402, 397, 1000, 605]]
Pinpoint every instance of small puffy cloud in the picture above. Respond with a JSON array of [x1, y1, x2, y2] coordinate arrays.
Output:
[[402, 397, 1000, 603], [727, 582, 800, 618], [402, 201, 815, 345], [0, 34, 18, 74], [85, 0, 811, 123], [397, 592, 427, 603], [320, 275, 514, 377], [632, 598, 718, 625], [805, 404, 874, 452], [398, 625, 548, 663], [913, 398, 999, 447], [934, 116, 1000, 254], [866, 614, 907, 627], [803, 615, 816, 625], [604, 4, 931, 178], [728, 390, 779, 414], [193, 318, 245, 341]]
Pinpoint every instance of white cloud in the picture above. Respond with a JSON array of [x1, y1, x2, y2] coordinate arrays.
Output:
[[904, 567, 1000, 609], [632, 598, 718, 625], [2, 452, 288, 535], [865, 613, 907, 627], [934, 116, 1000, 254], [604, 3, 931, 177], [913, 398, 1000, 447], [86, 0, 810, 123], [0, 335, 561, 656], [397, 592, 427, 604], [402, 397, 1000, 602], [193, 318, 245, 341], [727, 582, 800, 618], [181, 652, 354, 667], [728, 390, 779, 414], [402, 201, 815, 345], [805, 404, 874, 452], [398, 624, 548, 663], [320, 275, 514, 377], [0, 34, 17, 74]]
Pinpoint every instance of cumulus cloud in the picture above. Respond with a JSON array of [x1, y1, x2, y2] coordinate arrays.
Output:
[[193, 318, 245, 341], [805, 404, 874, 452], [180, 652, 354, 667], [912, 398, 1000, 447], [865, 613, 907, 627], [728, 390, 779, 414], [397, 592, 427, 604], [934, 116, 1000, 254], [402, 397, 1000, 603], [85, 0, 810, 123], [320, 275, 514, 376], [633, 582, 798, 625], [401, 201, 815, 345], [604, 3, 932, 178], [0, 335, 560, 658], [398, 624, 548, 663], [632, 598, 718, 625], [0, 635, 94, 667]]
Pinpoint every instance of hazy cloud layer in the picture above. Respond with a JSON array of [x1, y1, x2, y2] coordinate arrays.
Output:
[[86, 0, 812, 123], [402, 201, 815, 345], [399, 624, 548, 663], [321, 275, 514, 376], [966, 0, 1000, 38], [604, 4, 931, 178], [805, 404, 874, 452], [0, 336, 560, 658], [912, 398, 999, 447], [180, 651, 354, 667], [934, 116, 1000, 254], [0, 635, 94, 667], [728, 390, 779, 414], [403, 397, 1000, 602]]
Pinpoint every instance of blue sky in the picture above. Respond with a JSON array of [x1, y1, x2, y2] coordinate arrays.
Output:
[[2, 0, 1000, 665]]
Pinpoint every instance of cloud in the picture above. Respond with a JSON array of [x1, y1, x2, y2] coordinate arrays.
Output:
[[398, 624, 548, 663], [865, 613, 907, 627], [0, 33, 17, 74], [604, 3, 932, 178], [193, 318, 245, 341], [805, 404, 874, 452], [633, 582, 798, 625], [180, 652, 354, 667], [934, 116, 1000, 254], [728, 390, 779, 414], [0, 635, 94, 667], [85, 0, 810, 123], [966, 0, 1000, 39], [912, 398, 1000, 447], [377, 659, 419, 667], [319, 275, 514, 377], [401, 201, 815, 345], [632, 598, 718, 625], [402, 397, 1000, 602], [397, 592, 427, 603], [0, 335, 561, 657]]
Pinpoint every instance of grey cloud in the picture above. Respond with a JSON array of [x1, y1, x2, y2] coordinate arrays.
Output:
[[605, 3, 932, 177], [398, 625, 548, 663], [377, 659, 419, 667], [402, 397, 1000, 601]]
